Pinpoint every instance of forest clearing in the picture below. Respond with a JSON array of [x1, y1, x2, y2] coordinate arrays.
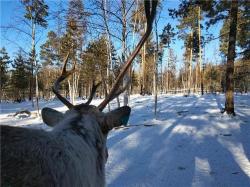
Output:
[[1, 0, 249, 186], [1, 94, 250, 186]]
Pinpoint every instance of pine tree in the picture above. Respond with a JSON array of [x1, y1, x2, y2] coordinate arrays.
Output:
[[130, 1, 147, 94], [159, 23, 175, 93], [81, 37, 108, 97], [200, 0, 239, 115], [170, 4, 202, 93], [238, 1, 250, 60], [219, 3, 250, 60], [159, 23, 175, 48], [170, 0, 243, 115], [61, 0, 87, 104], [40, 31, 60, 66], [224, 0, 238, 115], [110, 43, 120, 78], [0, 47, 11, 91], [11, 50, 29, 101], [66, 0, 86, 56]]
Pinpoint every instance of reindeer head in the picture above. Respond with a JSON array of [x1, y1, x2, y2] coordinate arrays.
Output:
[[41, 53, 131, 131], [41, 0, 157, 163], [41, 53, 131, 162]]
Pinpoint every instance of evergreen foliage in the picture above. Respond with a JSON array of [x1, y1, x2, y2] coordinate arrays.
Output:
[[0, 47, 11, 90]]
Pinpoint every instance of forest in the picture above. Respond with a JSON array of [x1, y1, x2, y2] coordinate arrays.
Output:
[[1, 0, 249, 115], [1, 0, 250, 186]]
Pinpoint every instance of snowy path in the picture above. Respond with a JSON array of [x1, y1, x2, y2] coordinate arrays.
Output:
[[1, 94, 250, 186], [106, 94, 250, 187]]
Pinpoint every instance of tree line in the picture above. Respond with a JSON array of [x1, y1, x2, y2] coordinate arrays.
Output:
[[1, 0, 249, 115]]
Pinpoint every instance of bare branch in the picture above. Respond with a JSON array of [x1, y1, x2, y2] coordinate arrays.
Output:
[[98, 0, 158, 111], [125, 0, 135, 18], [1, 25, 32, 37]]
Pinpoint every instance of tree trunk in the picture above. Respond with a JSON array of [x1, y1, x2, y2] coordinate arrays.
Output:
[[121, 0, 129, 106], [73, 71, 79, 103], [201, 63, 204, 95], [116, 96, 120, 107], [141, 24, 147, 95], [160, 49, 163, 94], [35, 73, 39, 114], [198, 6, 204, 95], [225, 0, 238, 115], [68, 79, 72, 104], [67, 62, 79, 105], [154, 18, 159, 118], [166, 48, 170, 93], [195, 65, 197, 93], [31, 19, 39, 115], [29, 72, 33, 102], [188, 31, 193, 94], [101, 0, 112, 111]]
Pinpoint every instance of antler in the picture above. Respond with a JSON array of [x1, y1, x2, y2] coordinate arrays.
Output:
[[53, 52, 75, 109], [84, 81, 102, 105], [53, 53, 102, 108], [98, 0, 158, 111]]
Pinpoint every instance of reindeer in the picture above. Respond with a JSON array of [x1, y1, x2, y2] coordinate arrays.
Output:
[[1, 1, 157, 186]]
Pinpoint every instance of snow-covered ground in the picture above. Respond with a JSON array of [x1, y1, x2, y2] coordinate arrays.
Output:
[[1, 94, 250, 187]]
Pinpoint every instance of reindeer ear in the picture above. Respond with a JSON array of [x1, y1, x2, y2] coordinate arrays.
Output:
[[102, 106, 131, 132], [42, 107, 64, 127]]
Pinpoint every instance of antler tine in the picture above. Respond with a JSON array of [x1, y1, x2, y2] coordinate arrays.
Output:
[[53, 52, 75, 109], [84, 81, 102, 105], [98, 0, 158, 111]]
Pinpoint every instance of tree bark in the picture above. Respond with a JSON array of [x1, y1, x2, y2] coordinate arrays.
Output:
[[166, 48, 170, 93], [31, 18, 39, 115], [141, 24, 147, 95], [121, 0, 129, 106], [101, 0, 112, 111], [197, 6, 204, 95], [153, 52, 158, 116], [188, 31, 193, 95], [225, 0, 238, 115]]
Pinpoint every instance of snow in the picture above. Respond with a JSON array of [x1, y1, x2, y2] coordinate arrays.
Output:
[[1, 94, 250, 186]]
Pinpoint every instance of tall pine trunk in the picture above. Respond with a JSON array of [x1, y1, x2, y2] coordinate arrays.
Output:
[[197, 6, 204, 95], [225, 0, 238, 115]]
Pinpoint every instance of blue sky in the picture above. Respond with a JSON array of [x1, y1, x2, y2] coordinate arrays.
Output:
[[0, 0, 223, 70]]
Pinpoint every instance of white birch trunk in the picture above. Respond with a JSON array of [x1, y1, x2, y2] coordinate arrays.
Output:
[[31, 17, 40, 115], [121, 0, 129, 106], [102, 0, 111, 111]]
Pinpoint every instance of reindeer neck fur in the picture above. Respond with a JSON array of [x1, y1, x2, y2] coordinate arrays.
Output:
[[49, 108, 107, 186], [1, 108, 107, 187]]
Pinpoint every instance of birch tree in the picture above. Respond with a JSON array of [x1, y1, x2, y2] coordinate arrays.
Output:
[[65, 0, 86, 104], [21, 0, 48, 114]]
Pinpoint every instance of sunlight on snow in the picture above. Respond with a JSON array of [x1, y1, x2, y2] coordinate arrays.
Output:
[[222, 141, 250, 177], [192, 157, 212, 186], [171, 125, 197, 136]]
